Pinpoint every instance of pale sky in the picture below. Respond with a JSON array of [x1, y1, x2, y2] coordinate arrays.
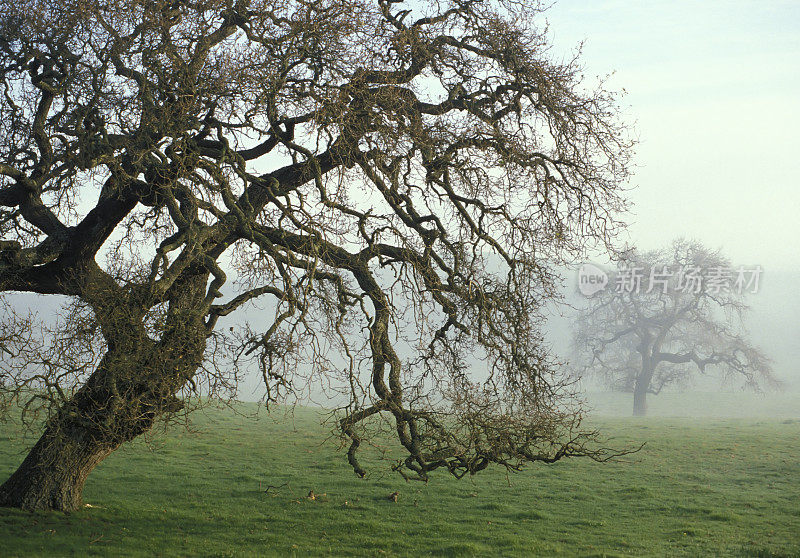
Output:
[[545, 0, 800, 272]]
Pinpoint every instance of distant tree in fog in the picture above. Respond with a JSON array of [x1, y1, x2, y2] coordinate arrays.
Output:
[[573, 239, 778, 416]]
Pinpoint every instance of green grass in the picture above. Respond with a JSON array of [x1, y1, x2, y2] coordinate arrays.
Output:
[[1, 397, 799, 557]]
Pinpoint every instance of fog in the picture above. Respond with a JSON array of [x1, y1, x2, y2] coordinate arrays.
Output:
[[535, 265, 800, 419], [544, 267, 800, 389], [228, 259, 800, 414]]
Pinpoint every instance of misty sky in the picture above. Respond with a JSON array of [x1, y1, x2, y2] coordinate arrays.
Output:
[[545, 1, 800, 272]]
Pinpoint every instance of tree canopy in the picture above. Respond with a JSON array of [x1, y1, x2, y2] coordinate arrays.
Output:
[[0, 0, 631, 510]]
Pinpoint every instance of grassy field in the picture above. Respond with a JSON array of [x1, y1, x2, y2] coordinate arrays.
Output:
[[0, 393, 799, 557]]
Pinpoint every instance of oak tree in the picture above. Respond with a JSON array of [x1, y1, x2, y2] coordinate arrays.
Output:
[[0, 0, 631, 510], [574, 240, 776, 416]]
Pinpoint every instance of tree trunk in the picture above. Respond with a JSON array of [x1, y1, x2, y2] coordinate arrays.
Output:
[[0, 352, 197, 511], [633, 358, 655, 417], [0, 423, 114, 511], [0, 273, 209, 511], [632, 385, 648, 416], [0, 338, 202, 511]]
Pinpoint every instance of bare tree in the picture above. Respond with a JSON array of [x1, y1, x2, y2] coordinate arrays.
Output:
[[0, 0, 632, 511], [574, 239, 777, 416]]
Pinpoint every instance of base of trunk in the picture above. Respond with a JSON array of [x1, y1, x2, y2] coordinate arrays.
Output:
[[0, 426, 112, 512]]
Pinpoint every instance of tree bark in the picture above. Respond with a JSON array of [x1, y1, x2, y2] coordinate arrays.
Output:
[[0, 422, 114, 511]]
